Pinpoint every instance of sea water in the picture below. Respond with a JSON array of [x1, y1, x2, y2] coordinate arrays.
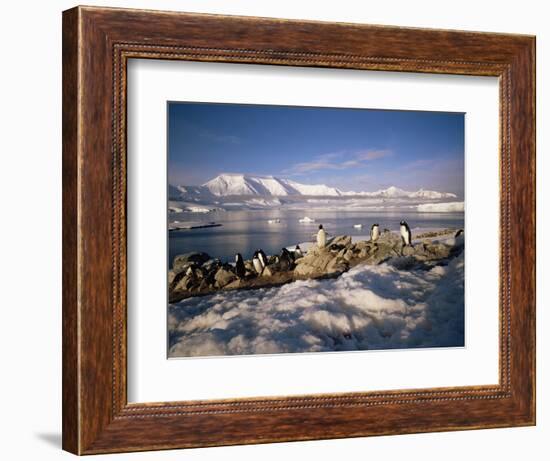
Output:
[[168, 209, 464, 267]]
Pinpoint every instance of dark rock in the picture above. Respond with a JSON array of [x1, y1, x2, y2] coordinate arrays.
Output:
[[331, 235, 352, 247], [343, 249, 355, 261], [294, 247, 338, 276], [192, 267, 205, 280], [173, 274, 195, 292], [426, 243, 452, 259], [214, 267, 237, 288], [329, 243, 347, 252], [326, 257, 349, 274], [262, 266, 274, 277], [173, 252, 211, 271], [169, 270, 188, 292], [402, 245, 415, 256], [415, 228, 459, 240], [378, 231, 402, 246], [224, 279, 242, 290], [294, 263, 318, 277], [198, 279, 211, 291], [244, 260, 255, 272], [203, 258, 221, 271]]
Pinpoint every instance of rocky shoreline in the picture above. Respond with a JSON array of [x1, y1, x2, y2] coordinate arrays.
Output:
[[168, 228, 463, 303]]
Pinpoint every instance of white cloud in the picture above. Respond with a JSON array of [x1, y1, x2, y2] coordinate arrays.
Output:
[[284, 149, 392, 175]]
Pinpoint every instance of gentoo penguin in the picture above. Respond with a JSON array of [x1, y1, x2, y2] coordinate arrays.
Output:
[[400, 220, 412, 246], [294, 244, 303, 259], [317, 224, 327, 249], [235, 253, 246, 279], [280, 248, 294, 271], [370, 223, 380, 243], [256, 249, 268, 269], [252, 253, 263, 275]]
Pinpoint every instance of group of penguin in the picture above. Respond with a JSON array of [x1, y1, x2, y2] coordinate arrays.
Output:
[[368, 221, 412, 246], [233, 220, 413, 280], [317, 220, 412, 247], [234, 245, 303, 279]]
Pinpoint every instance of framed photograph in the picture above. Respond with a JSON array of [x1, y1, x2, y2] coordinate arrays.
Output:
[[62, 6, 535, 455]]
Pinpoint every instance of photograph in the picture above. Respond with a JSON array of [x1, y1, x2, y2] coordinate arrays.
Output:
[[167, 102, 466, 358], [53, 3, 537, 455]]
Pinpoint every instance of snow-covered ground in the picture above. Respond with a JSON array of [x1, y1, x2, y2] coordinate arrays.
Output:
[[168, 248, 464, 357], [417, 201, 464, 213]]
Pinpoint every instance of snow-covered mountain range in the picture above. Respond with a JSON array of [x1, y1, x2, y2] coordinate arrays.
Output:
[[170, 173, 457, 200]]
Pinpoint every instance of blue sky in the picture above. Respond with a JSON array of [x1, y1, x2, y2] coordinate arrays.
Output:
[[168, 102, 464, 197]]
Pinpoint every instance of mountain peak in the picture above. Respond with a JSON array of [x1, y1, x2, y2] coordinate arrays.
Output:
[[202, 174, 342, 197], [173, 174, 456, 200]]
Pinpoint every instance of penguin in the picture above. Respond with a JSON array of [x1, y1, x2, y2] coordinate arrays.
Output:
[[317, 224, 327, 249], [256, 249, 268, 269], [455, 229, 464, 238], [370, 223, 380, 243], [252, 253, 263, 275], [280, 248, 294, 271], [400, 220, 412, 246], [235, 253, 246, 279], [294, 244, 303, 259], [185, 264, 199, 278]]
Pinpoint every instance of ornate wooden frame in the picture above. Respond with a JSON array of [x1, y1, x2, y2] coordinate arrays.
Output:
[[62, 6, 536, 455]]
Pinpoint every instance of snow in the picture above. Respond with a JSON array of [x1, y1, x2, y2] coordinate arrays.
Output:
[[202, 173, 343, 197], [281, 178, 341, 197], [372, 185, 410, 198], [340, 186, 457, 199], [169, 184, 214, 200], [299, 216, 316, 223], [244, 197, 282, 207], [409, 188, 457, 199], [168, 249, 465, 357], [185, 206, 211, 213], [202, 174, 297, 196], [417, 201, 465, 213], [170, 174, 456, 201]]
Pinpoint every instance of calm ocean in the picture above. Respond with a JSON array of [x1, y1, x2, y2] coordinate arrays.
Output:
[[168, 209, 464, 267]]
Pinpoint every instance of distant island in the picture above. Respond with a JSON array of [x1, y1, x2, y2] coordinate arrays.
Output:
[[168, 173, 463, 213]]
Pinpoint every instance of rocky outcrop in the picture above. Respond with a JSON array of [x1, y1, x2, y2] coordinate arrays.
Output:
[[168, 228, 463, 302], [173, 252, 211, 272], [214, 267, 237, 288]]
